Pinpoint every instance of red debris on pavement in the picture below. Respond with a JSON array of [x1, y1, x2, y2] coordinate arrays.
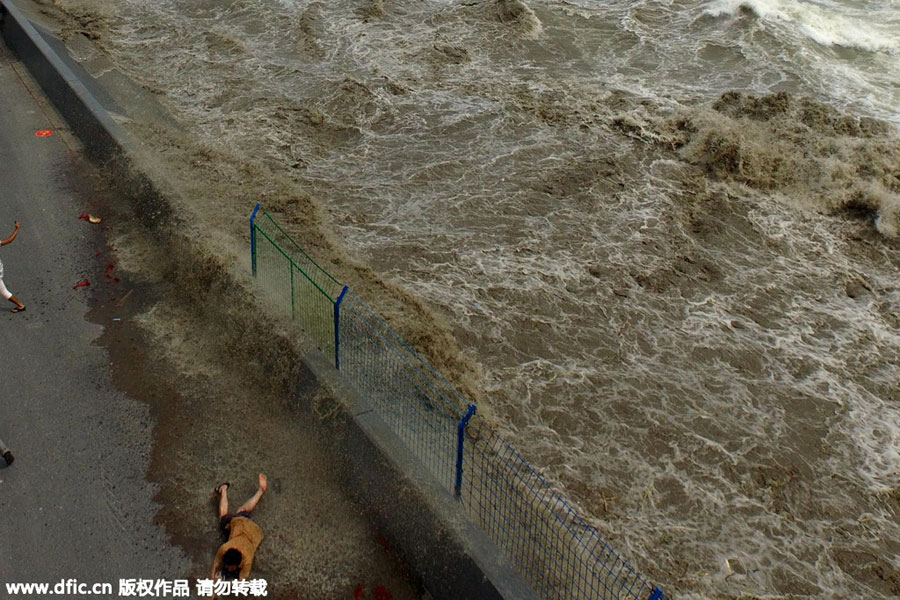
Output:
[[104, 264, 120, 283], [35, 129, 54, 137], [373, 585, 392, 600], [73, 280, 90, 289]]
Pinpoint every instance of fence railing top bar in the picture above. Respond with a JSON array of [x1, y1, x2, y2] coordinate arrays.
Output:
[[257, 211, 343, 287]]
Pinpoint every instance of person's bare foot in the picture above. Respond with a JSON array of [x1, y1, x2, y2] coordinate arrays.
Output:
[[258, 473, 268, 493]]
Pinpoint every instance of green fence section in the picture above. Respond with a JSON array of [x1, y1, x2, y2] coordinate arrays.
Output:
[[249, 206, 665, 600], [252, 209, 346, 362]]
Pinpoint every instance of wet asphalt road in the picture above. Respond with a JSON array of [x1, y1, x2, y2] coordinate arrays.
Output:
[[0, 38, 188, 595]]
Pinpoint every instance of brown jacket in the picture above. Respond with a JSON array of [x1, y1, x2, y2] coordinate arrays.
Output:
[[215, 517, 264, 579]]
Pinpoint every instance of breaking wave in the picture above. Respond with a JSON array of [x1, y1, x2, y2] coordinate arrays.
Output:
[[670, 91, 900, 237], [705, 0, 900, 53]]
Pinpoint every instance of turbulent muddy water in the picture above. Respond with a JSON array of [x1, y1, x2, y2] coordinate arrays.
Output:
[[47, 0, 900, 597]]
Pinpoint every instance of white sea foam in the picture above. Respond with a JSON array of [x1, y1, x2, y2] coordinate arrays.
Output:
[[846, 394, 900, 492], [705, 0, 900, 52]]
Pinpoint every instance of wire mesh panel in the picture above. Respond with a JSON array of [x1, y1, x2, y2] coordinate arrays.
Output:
[[461, 422, 661, 600], [290, 264, 338, 357], [254, 212, 340, 355], [254, 225, 294, 318], [339, 291, 463, 488], [256, 212, 344, 301]]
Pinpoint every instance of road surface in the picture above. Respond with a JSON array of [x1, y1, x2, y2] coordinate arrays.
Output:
[[0, 36, 189, 595]]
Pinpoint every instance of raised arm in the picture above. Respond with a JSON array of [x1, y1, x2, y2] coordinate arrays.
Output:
[[1, 222, 20, 246]]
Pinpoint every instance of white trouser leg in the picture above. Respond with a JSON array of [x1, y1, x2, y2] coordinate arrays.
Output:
[[0, 278, 11, 300]]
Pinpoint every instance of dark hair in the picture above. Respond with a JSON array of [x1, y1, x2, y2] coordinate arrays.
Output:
[[223, 549, 243, 569]]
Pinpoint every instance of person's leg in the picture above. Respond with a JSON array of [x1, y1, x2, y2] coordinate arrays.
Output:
[[0, 279, 24, 312], [235, 474, 268, 515], [216, 483, 230, 519], [0, 437, 13, 465]]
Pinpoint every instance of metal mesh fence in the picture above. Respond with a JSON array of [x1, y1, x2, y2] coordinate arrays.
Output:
[[338, 291, 468, 487], [250, 207, 666, 600], [255, 212, 345, 301], [254, 211, 343, 356], [461, 422, 661, 600]]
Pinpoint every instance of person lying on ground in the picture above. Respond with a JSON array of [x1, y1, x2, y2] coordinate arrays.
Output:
[[210, 474, 268, 585]]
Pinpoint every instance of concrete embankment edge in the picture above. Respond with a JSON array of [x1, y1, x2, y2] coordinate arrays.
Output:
[[0, 2, 539, 598]]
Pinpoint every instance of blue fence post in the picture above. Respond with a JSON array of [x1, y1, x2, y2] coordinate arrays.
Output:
[[250, 202, 261, 277], [648, 588, 664, 600], [333, 286, 349, 370], [455, 404, 477, 500]]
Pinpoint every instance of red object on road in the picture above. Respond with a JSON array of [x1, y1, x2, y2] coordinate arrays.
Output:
[[73, 280, 90, 289], [373, 586, 392, 600], [35, 129, 54, 137]]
